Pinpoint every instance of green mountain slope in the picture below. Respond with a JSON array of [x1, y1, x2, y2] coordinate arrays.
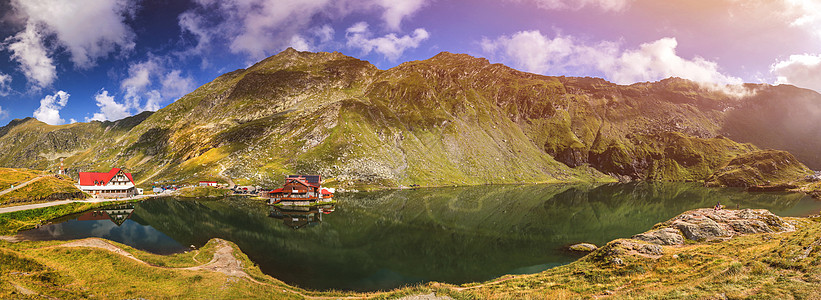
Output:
[[1, 49, 819, 188]]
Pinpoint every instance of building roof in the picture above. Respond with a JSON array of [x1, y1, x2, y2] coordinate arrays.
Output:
[[285, 177, 314, 188], [287, 175, 321, 187], [269, 188, 284, 194], [321, 189, 333, 195], [78, 168, 134, 186]]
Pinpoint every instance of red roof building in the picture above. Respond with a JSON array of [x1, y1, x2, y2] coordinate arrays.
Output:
[[268, 175, 334, 205], [77, 168, 137, 198]]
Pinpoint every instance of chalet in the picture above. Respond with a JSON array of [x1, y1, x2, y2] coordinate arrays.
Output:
[[268, 175, 334, 205], [77, 168, 137, 198]]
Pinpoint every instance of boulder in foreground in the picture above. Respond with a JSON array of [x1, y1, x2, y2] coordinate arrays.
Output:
[[633, 208, 795, 245]]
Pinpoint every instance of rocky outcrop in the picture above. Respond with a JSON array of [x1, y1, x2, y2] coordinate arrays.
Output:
[[632, 228, 685, 245], [569, 243, 598, 252], [633, 208, 795, 245]]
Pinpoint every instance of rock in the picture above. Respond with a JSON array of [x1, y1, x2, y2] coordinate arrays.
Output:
[[672, 218, 730, 241], [632, 228, 685, 245], [611, 257, 624, 265], [569, 243, 598, 252], [610, 240, 664, 257], [634, 208, 795, 244]]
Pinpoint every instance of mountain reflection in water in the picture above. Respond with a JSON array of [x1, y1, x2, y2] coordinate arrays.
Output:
[[17, 182, 821, 292]]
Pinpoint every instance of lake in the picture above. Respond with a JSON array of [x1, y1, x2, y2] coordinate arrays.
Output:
[[18, 182, 821, 291]]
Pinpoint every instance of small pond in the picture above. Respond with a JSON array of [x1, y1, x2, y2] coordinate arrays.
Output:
[[18, 182, 821, 291]]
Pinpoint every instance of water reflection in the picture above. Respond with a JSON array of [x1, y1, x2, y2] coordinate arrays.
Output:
[[269, 205, 335, 229], [18, 203, 186, 254], [75, 204, 135, 226], [17, 182, 821, 292]]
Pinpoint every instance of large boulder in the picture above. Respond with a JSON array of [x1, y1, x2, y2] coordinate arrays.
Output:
[[635, 208, 794, 244], [569, 243, 598, 252], [632, 228, 685, 245]]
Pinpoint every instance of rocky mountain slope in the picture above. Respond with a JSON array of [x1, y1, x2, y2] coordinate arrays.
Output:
[[1, 49, 820, 188]]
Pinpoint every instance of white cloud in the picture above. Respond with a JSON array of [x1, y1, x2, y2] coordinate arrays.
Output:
[[345, 22, 429, 61], [0, 106, 8, 120], [601, 38, 743, 85], [12, 0, 136, 68], [120, 57, 196, 113], [287, 35, 313, 52], [3, 0, 135, 89], [512, 0, 633, 11], [33, 90, 69, 125], [771, 53, 821, 92], [88, 89, 130, 121], [375, 0, 427, 30], [482, 31, 746, 95], [0, 73, 11, 96], [179, 0, 428, 60], [781, 0, 821, 38], [160, 70, 196, 101], [4, 22, 56, 89]]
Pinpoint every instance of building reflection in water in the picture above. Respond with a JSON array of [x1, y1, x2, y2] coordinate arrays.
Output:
[[76, 203, 135, 226], [269, 205, 335, 229]]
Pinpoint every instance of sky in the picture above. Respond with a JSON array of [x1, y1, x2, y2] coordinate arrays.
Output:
[[1, 0, 821, 125]]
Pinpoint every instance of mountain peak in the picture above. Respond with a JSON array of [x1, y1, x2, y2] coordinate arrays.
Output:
[[429, 52, 490, 64]]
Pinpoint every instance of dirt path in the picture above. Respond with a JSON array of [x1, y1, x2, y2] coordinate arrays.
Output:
[[0, 176, 45, 197]]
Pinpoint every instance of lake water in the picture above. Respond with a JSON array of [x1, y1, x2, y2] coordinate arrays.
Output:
[[18, 182, 821, 291]]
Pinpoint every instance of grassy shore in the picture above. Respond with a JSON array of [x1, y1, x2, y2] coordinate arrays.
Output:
[[2, 202, 821, 298]]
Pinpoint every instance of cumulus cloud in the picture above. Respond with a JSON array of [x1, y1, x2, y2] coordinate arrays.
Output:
[[160, 70, 196, 99], [781, 0, 821, 38], [3, 0, 136, 88], [602, 38, 743, 85], [376, 0, 427, 30], [511, 0, 633, 11], [0, 73, 11, 96], [120, 57, 196, 113], [179, 0, 427, 60], [33, 90, 69, 125], [4, 22, 56, 89], [12, 0, 136, 68], [88, 89, 130, 121], [771, 53, 821, 92], [481, 30, 746, 95], [345, 22, 429, 61], [0, 106, 8, 120]]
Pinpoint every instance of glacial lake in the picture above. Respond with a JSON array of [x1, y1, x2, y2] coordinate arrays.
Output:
[[18, 182, 821, 291]]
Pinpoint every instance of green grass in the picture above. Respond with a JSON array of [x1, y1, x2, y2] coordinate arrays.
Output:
[[0, 168, 43, 191], [0, 176, 87, 207], [706, 150, 814, 187]]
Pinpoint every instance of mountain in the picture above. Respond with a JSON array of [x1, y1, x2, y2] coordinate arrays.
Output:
[[1, 49, 820, 189]]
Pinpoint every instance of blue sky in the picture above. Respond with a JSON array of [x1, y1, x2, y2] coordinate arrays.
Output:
[[1, 0, 821, 125]]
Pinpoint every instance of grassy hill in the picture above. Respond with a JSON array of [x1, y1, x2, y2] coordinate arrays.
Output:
[[0, 49, 820, 189], [0, 174, 87, 208]]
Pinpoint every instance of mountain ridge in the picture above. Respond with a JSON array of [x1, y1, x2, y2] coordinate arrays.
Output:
[[1, 48, 820, 188]]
